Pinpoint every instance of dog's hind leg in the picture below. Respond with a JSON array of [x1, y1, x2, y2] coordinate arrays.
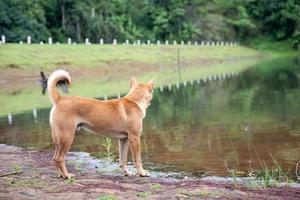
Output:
[[53, 144, 64, 177], [54, 138, 75, 179], [51, 126, 63, 177], [119, 138, 133, 176], [53, 125, 76, 179]]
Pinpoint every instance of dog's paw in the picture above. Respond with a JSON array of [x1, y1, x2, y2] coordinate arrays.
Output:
[[124, 170, 134, 176], [138, 170, 150, 177], [63, 173, 75, 179]]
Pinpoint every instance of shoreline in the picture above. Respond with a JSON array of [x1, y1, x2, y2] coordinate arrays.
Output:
[[1, 144, 299, 199]]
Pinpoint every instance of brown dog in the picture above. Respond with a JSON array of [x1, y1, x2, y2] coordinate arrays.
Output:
[[48, 70, 154, 179]]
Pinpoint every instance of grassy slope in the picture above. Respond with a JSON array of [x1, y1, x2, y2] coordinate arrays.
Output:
[[0, 44, 264, 116]]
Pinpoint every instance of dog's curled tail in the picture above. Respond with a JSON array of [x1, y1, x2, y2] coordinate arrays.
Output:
[[47, 69, 71, 105]]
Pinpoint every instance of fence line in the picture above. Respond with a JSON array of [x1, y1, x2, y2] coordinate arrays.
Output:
[[0, 35, 239, 46]]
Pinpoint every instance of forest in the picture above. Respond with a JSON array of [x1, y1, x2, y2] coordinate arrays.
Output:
[[0, 0, 300, 48]]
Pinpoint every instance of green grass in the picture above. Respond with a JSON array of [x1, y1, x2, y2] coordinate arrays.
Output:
[[135, 191, 152, 198], [64, 177, 77, 184], [0, 44, 261, 71], [98, 194, 118, 200], [247, 36, 300, 54], [149, 183, 162, 190], [177, 189, 221, 197], [0, 44, 267, 116]]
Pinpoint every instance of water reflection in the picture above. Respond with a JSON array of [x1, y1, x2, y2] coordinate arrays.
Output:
[[0, 56, 300, 176]]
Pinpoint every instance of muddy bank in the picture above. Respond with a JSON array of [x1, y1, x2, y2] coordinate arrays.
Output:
[[0, 145, 299, 200]]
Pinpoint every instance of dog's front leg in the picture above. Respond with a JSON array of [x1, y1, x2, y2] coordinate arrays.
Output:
[[129, 135, 150, 177], [118, 138, 133, 176]]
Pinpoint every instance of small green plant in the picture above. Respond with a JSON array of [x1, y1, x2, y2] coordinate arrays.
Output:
[[197, 190, 221, 197], [135, 191, 152, 197], [177, 189, 221, 197], [269, 154, 290, 182], [261, 161, 276, 187], [296, 161, 300, 182], [5, 177, 16, 186], [244, 160, 259, 189], [102, 138, 115, 159], [12, 164, 22, 173], [150, 183, 162, 190], [64, 177, 76, 184], [224, 161, 238, 186], [98, 194, 118, 200]]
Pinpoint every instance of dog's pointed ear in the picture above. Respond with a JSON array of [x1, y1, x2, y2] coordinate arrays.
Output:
[[147, 79, 155, 92], [130, 76, 137, 87]]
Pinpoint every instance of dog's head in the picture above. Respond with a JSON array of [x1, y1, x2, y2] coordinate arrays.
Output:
[[127, 76, 155, 108]]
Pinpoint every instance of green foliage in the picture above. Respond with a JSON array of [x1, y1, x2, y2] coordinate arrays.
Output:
[[135, 191, 152, 198], [102, 138, 114, 159], [64, 177, 76, 184], [149, 183, 162, 190], [0, 0, 299, 48], [11, 164, 22, 173], [98, 195, 118, 200]]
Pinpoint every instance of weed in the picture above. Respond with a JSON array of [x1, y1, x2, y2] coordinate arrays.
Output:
[[135, 191, 152, 197], [269, 154, 290, 182], [197, 190, 221, 197], [102, 138, 115, 160], [64, 177, 76, 184], [224, 161, 238, 186], [296, 161, 300, 182], [5, 177, 16, 187], [98, 194, 118, 200], [150, 183, 162, 190], [11, 164, 22, 173], [177, 189, 221, 197]]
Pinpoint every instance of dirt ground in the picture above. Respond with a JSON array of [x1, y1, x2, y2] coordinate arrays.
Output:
[[0, 145, 299, 200]]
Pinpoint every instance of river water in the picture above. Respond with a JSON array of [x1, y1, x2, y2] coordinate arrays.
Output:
[[1, 56, 299, 177]]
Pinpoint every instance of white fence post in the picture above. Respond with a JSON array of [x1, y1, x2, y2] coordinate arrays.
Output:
[[157, 40, 160, 45], [160, 86, 164, 92], [48, 37, 52, 45], [100, 38, 104, 45], [147, 40, 151, 45], [68, 38, 72, 45], [165, 40, 169, 45], [113, 38, 117, 45], [194, 41, 198, 45], [85, 38, 89, 45], [188, 41, 191, 45], [33, 108, 37, 120], [8, 113, 12, 125], [180, 40, 184, 45], [1, 35, 5, 44], [27, 36, 31, 44], [173, 40, 177, 45], [125, 39, 129, 45]]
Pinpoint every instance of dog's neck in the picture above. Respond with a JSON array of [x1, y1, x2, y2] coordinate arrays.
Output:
[[124, 95, 147, 118]]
